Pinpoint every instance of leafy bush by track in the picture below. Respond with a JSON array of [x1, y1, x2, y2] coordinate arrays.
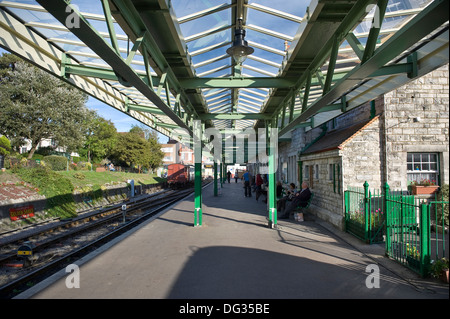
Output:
[[43, 155, 68, 171], [13, 166, 76, 219]]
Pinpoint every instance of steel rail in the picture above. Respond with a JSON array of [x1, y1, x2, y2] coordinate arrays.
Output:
[[0, 186, 199, 299]]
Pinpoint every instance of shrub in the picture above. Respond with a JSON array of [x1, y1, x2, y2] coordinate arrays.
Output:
[[0, 136, 11, 156], [14, 166, 76, 218], [4, 153, 22, 169], [437, 184, 449, 226], [43, 155, 67, 171], [74, 172, 85, 180]]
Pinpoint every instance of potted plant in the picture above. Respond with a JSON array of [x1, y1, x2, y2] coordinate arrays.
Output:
[[410, 179, 439, 195], [431, 258, 449, 283]]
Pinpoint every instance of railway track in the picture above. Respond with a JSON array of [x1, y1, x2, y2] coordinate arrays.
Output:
[[0, 185, 200, 299]]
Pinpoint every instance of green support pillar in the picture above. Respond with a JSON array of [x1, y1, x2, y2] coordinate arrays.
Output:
[[214, 162, 218, 196], [194, 121, 202, 227], [420, 202, 431, 277], [220, 162, 223, 187], [267, 122, 277, 228]]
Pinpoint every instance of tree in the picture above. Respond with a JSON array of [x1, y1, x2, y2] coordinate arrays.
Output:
[[0, 54, 89, 159], [81, 113, 118, 163], [111, 129, 163, 173]]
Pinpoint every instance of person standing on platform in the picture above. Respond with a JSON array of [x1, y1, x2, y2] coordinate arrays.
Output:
[[235, 170, 239, 183], [242, 171, 251, 197], [227, 171, 231, 183], [255, 174, 264, 201]]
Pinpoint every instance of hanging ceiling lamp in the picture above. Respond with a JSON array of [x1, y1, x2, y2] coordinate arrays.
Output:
[[226, 19, 254, 64]]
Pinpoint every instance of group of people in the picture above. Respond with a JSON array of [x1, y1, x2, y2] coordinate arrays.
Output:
[[240, 171, 312, 219]]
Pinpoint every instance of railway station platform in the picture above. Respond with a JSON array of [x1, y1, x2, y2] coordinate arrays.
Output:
[[16, 182, 448, 300]]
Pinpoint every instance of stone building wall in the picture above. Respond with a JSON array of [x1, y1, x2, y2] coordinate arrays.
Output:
[[341, 116, 384, 190], [383, 64, 449, 189], [275, 64, 448, 230], [299, 150, 344, 229]]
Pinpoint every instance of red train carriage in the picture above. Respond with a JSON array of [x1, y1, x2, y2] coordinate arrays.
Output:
[[167, 164, 194, 188]]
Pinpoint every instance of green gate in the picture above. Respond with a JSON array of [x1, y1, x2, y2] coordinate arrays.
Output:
[[346, 182, 448, 277], [384, 183, 431, 277], [344, 182, 385, 244]]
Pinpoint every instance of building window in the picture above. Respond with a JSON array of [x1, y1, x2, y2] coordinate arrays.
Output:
[[328, 164, 333, 181], [407, 153, 439, 185], [314, 164, 319, 180]]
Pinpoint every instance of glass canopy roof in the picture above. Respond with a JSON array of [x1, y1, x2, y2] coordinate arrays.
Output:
[[0, 0, 446, 137]]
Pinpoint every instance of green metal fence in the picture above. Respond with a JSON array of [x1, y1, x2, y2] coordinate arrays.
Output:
[[384, 184, 427, 276], [429, 195, 449, 266], [345, 182, 449, 277], [344, 182, 385, 244]]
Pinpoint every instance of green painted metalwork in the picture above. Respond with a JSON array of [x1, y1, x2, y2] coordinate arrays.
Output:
[[323, 36, 340, 95], [127, 103, 166, 115], [178, 77, 297, 89], [420, 202, 431, 277], [36, 0, 192, 133], [344, 182, 385, 245], [194, 121, 203, 227], [361, 0, 388, 63], [214, 162, 218, 196], [267, 121, 277, 228], [279, 0, 449, 137], [101, 0, 121, 55], [345, 32, 364, 60], [199, 113, 271, 120]]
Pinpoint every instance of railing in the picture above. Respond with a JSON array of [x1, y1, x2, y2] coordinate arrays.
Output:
[[346, 182, 449, 277], [344, 182, 384, 244], [429, 198, 449, 262], [384, 186, 426, 276]]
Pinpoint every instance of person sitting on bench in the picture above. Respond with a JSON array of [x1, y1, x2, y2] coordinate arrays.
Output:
[[279, 181, 311, 219]]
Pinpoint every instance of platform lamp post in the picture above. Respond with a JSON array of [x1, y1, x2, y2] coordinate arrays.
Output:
[[226, 19, 254, 65]]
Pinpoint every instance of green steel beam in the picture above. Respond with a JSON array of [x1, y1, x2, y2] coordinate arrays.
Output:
[[37, 0, 191, 133], [361, 0, 389, 63], [109, 0, 207, 121], [101, 0, 120, 55], [62, 62, 160, 85], [279, 0, 449, 137], [126, 103, 167, 115], [199, 113, 272, 120], [257, 0, 382, 129], [345, 32, 364, 60], [178, 77, 297, 89], [154, 122, 178, 129], [323, 36, 340, 95]]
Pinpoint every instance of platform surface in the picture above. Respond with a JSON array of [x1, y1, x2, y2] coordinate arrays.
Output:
[[17, 181, 448, 299]]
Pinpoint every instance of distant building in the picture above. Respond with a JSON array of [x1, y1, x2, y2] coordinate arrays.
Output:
[[159, 139, 214, 176], [18, 137, 79, 158]]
